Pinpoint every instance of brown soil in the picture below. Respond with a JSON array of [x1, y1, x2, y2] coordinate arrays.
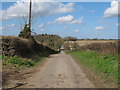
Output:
[[2, 58, 47, 89]]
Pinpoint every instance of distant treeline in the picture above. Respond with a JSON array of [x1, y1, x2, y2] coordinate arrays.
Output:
[[78, 38, 117, 40], [63, 37, 117, 41], [34, 34, 64, 50], [64, 36, 77, 41]]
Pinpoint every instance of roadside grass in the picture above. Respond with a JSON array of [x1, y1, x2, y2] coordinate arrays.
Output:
[[1, 51, 53, 86], [1, 52, 50, 68], [66, 51, 118, 87]]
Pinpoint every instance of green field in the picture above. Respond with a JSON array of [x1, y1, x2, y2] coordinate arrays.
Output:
[[66, 51, 118, 87]]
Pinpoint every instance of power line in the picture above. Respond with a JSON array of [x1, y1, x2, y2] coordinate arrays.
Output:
[[33, 0, 49, 32]]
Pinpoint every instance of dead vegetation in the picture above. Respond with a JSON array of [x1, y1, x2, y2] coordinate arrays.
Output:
[[1, 36, 57, 58], [81, 41, 119, 55], [65, 40, 119, 55]]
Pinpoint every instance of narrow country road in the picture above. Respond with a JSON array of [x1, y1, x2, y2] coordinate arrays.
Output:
[[23, 51, 94, 88]]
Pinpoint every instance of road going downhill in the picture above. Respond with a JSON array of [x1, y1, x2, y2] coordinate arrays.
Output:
[[23, 51, 94, 88]]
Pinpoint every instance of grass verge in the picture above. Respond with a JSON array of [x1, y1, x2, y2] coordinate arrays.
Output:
[[1, 52, 51, 87], [66, 51, 118, 87], [1, 52, 50, 68]]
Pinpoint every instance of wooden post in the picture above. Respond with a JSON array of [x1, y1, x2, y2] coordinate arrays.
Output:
[[28, 0, 32, 35]]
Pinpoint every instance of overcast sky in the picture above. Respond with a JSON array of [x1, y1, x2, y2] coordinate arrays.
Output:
[[0, 0, 119, 39]]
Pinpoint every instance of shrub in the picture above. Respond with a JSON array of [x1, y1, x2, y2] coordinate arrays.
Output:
[[81, 42, 118, 55], [34, 34, 64, 50], [2, 36, 57, 58], [2, 55, 35, 67], [64, 36, 77, 41]]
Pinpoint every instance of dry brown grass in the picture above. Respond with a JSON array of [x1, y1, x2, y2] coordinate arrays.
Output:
[[80, 40, 120, 55], [68, 40, 115, 46]]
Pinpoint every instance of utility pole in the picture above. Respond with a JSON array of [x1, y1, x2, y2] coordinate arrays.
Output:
[[28, 0, 32, 35], [18, 0, 33, 39]]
